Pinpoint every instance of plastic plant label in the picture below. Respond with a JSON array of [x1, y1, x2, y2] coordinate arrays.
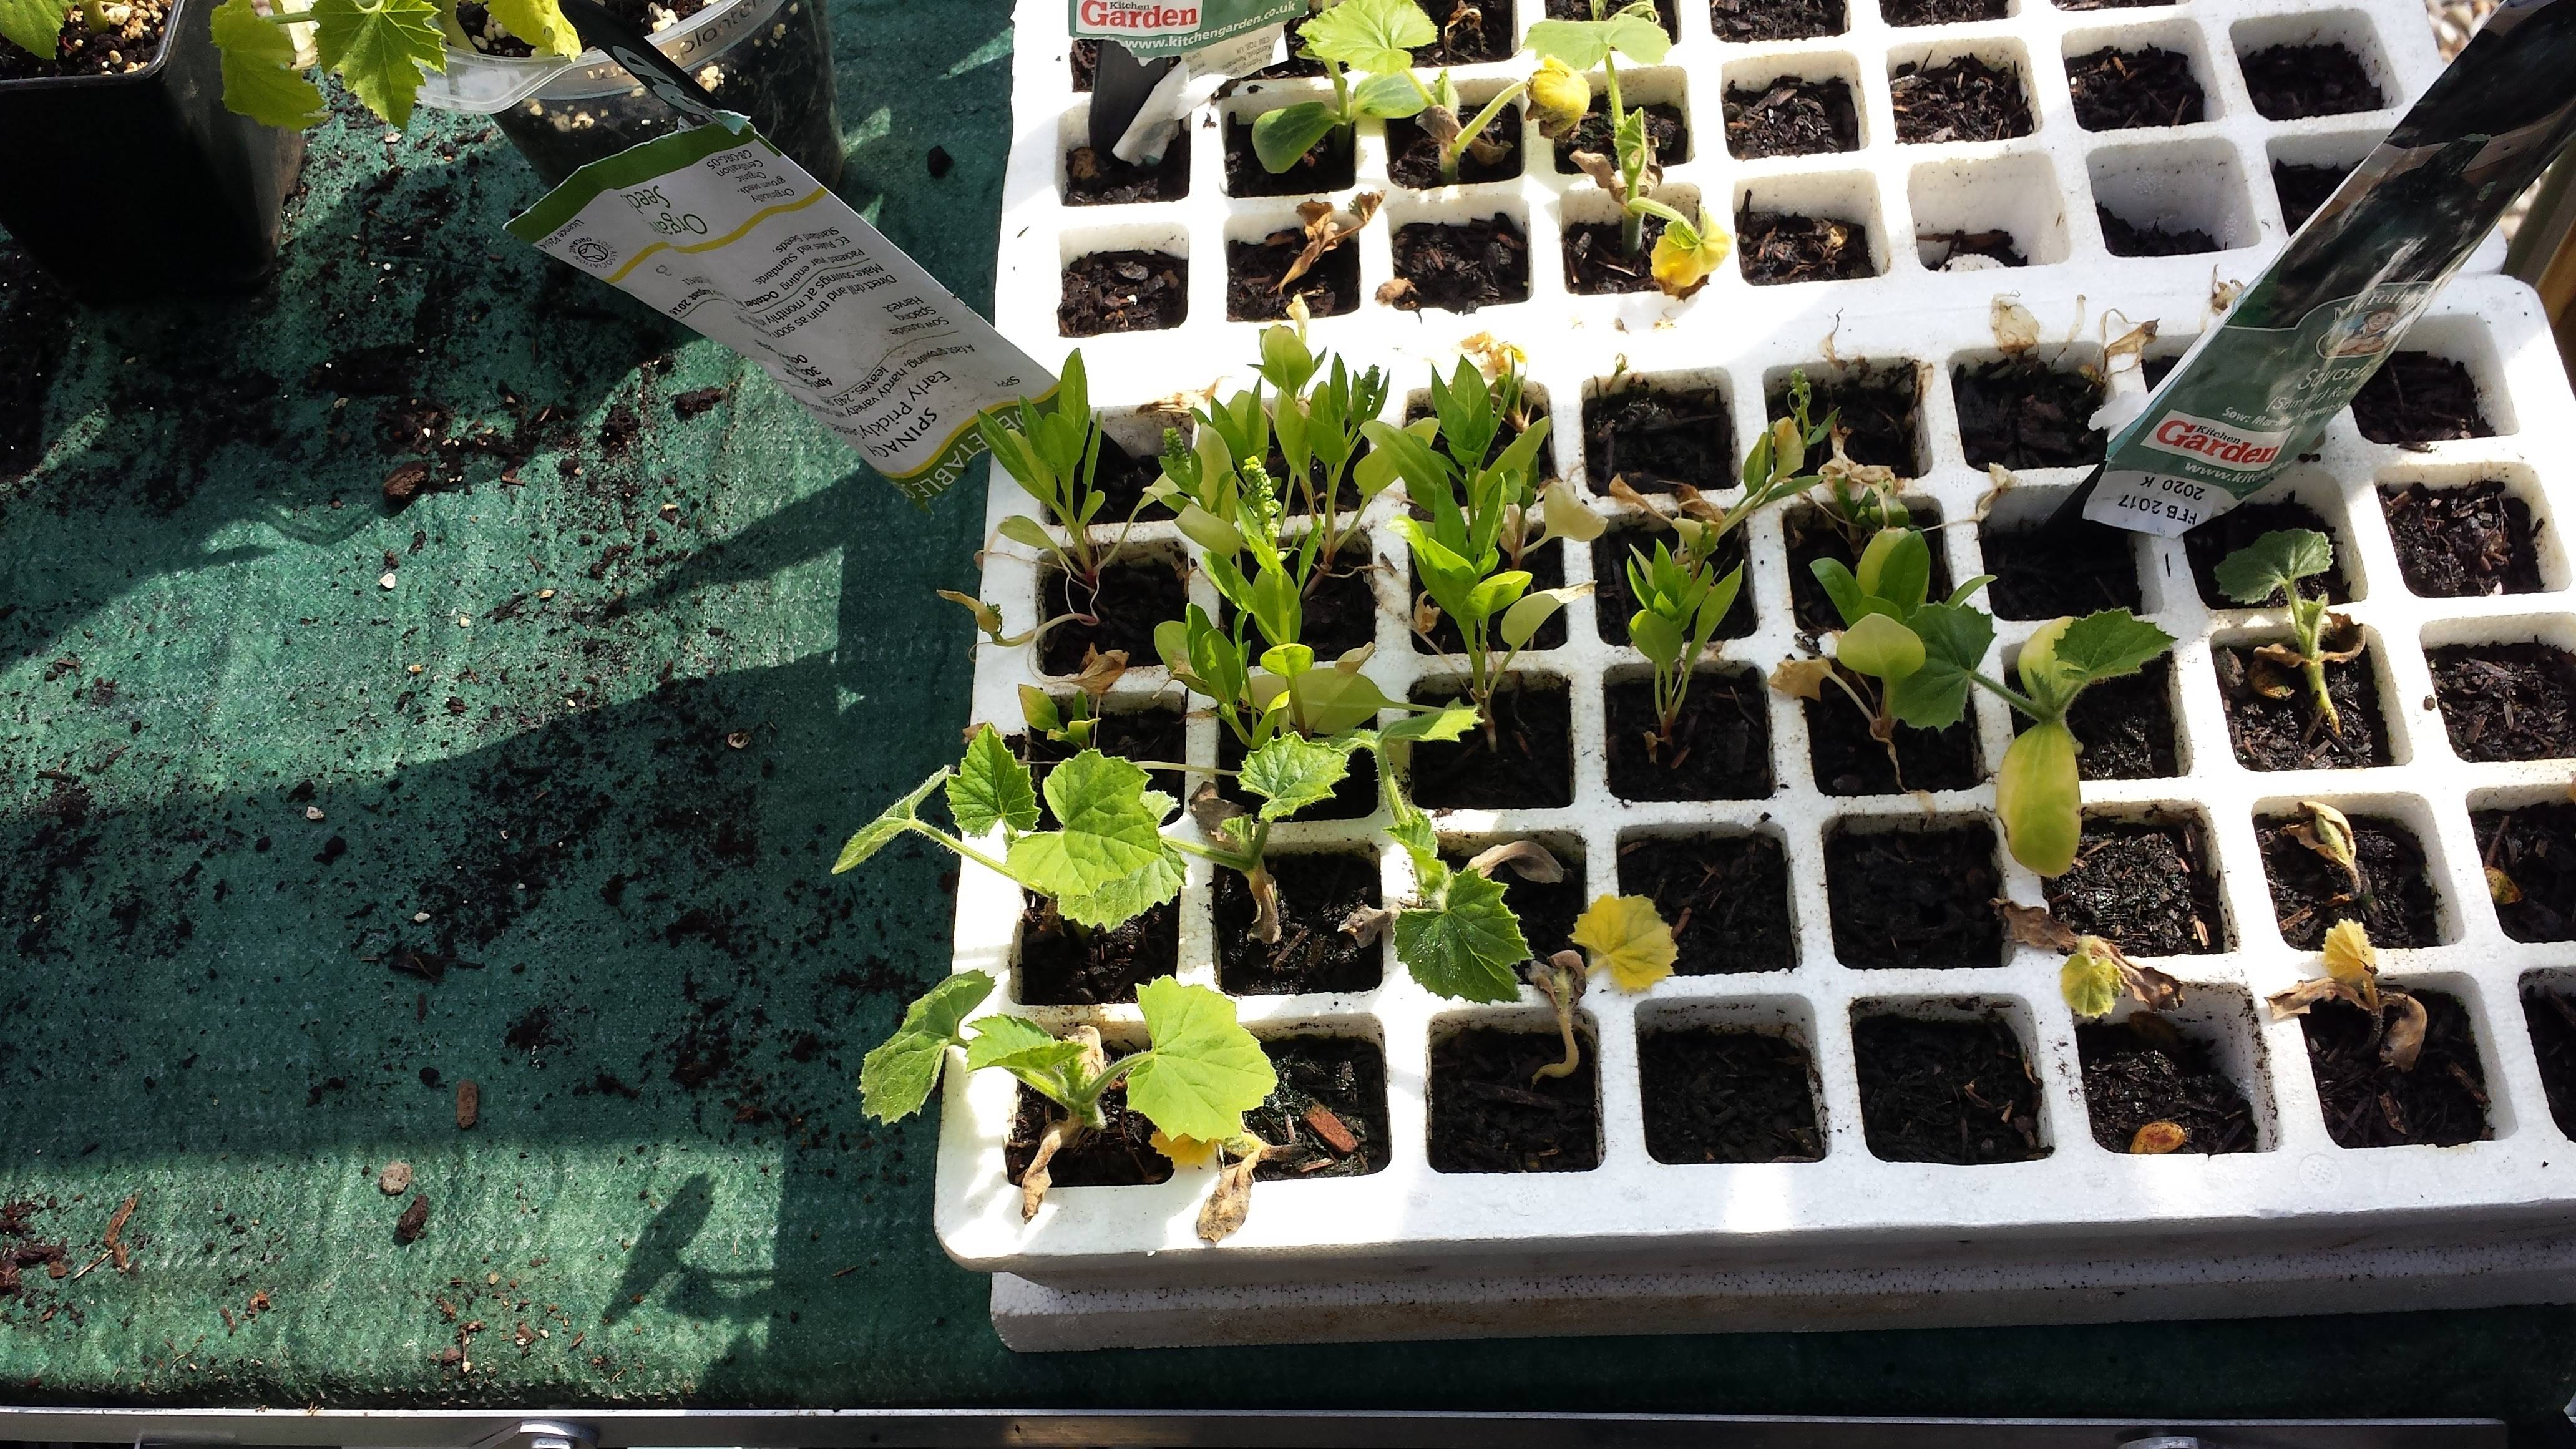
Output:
[[2084, 0, 2576, 537], [506, 117, 1048, 504], [1069, 0, 1302, 57]]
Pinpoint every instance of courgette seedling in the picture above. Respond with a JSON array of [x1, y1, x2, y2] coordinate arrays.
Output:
[[859, 970, 1277, 1237], [2266, 919, 2430, 1072], [1250, 0, 1437, 174], [1526, 1, 1704, 276], [207, 0, 583, 129], [2212, 528, 2361, 736], [1528, 894, 1676, 1081], [1, 0, 117, 67]]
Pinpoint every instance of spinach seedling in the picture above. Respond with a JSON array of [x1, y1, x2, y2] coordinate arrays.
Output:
[[2212, 528, 2361, 736], [1526, 894, 1676, 1080], [1525, 1, 1675, 260], [1250, 0, 1435, 173], [1623, 537, 1744, 758], [980, 353, 1156, 649], [2266, 919, 2430, 1072], [1247, 319, 1394, 576], [1407, 349, 1604, 573], [860, 970, 1277, 1236]]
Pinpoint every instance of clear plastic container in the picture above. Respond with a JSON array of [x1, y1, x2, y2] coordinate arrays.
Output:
[[416, 0, 841, 188]]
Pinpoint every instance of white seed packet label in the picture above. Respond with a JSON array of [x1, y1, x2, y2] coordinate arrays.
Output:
[[507, 115, 1049, 504]]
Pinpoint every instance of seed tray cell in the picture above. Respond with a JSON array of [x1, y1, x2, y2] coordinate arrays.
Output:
[[952, 0, 2567, 1347]]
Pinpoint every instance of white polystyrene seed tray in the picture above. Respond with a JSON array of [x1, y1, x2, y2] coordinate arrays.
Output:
[[935, 0, 2576, 1347]]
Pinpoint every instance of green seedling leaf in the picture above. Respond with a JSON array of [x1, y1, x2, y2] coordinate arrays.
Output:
[[964, 1013, 1076, 1073], [1884, 601, 1993, 730], [1810, 557, 1875, 627], [834, 768, 949, 873], [2018, 609, 2173, 717], [1126, 978, 1277, 1143], [308, 0, 445, 125], [212, 0, 328, 127], [1018, 685, 1062, 734], [1395, 868, 1528, 1003], [2212, 528, 2333, 608], [859, 970, 996, 1123], [1997, 718, 2082, 876], [996, 514, 1058, 555], [1299, 0, 1435, 71], [1523, 3, 1669, 68], [1252, 101, 1342, 173], [1381, 702, 1483, 743], [1837, 612, 1925, 681], [0, 0, 59, 62], [1855, 527, 1930, 614], [1287, 660, 1397, 736], [1628, 608, 1686, 669], [486, 0, 579, 56], [1354, 69, 1429, 118], [1005, 752, 1184, 926], [1501, 584, 1590, 649], [948, 724, 1039, 838], [1240, 733, 1350, 821]]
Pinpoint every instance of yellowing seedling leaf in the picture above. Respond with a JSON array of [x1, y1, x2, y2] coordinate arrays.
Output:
[[2061, 942, 2123, 1020], [1149, 1131, 1221, 1169], [1570, 894, 1676, 991], [1126, 978, 1277, 1144], [2322, 918, 2379, 1009], [486, 0, 578, 56], [947, 724, 1038, 838], [2129, 1121, 2190, 1154]]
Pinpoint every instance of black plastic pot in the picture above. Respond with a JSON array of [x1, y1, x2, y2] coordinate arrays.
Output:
[[0, 0, 303, 300]]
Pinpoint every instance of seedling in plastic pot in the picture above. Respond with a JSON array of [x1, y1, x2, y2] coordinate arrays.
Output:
[[1625, 538, 1745, 758], [2, 0, 120, 65], [2266, 919, 2431, 1072], [2213, 528, 2363, 736], [208, 0, 583, 128], [1251, 0, 1436, 173], [1528, 894, 1677, 1080], [1525, 1, 1674, 258], [859, 970, 1277, 1239]]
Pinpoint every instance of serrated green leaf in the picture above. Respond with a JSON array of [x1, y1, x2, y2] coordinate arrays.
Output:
[[948, 724, 1038, 838], [486, 0, 579, 56], [2212, 527, 2333, 607], [308, 0, 444, 125], [857, 971, 995, 1123], [1395, 869, 1528, 1002], [1005, 751, 1184, 920], [1054, 855, 1185, 930], [965, 1013, 1082, 1075], [2022, 608, 2173, 717], [1251, 101, 1341, 173], [1240, 734, 1349, 821], [1126, 979, 1277, 1143], [1382, 702, 1482, 743], [212, 0, 327, 127], [1523, 17, 1608, 67], [1884, 600, 1993, 730], [1299, 0, 1434, 71], [833, 768, 948, 873]]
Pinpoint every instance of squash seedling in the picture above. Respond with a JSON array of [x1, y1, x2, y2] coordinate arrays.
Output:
[[1, 0, 116, 65], [859, 970, 1277, 1238], [1249, 0, 1436, 174], [1525, 1, 1675, 262], [2212, 528, 2361, 736], [2266, 919, 2431, 1072], [208, 0, 582, 129], [1528, 894, 1676, 1081]]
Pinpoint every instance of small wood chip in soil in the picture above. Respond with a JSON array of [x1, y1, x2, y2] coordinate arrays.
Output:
[[1058, 251, 1187, 336], [2077, 1019, 2255, 1154], [1889, 56, 2031, 144], [379, 1161, 414, 1195], [2350, 353, 2492, 443], [2379, 481, 2540, 597], [2066, 47, 2205, 129], [1853, 1014, 2046, 1164], [2428, 643, 2576, 763], [1640, 1029, 1823, 1163], [1737, 210, 1875, 285], [2239, 43, 2382, 120], [1427, 1027, 1601, 1174], [2256, 812, 2440, 950], [1248, 1037, 1390, 1179], [1827, 824, 2004, 969], [1724, 77, 1860, 159], [103, 1194, 137, 1273], [456, 1079, 480, 1129], [2300, 994, 2488, 1148]]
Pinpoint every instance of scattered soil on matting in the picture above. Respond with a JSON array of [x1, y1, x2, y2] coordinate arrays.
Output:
[[1775, 367, 1922, 477], [1606, 671, 1774, 801], [1711, 0, 1845, 41], [2300, 993, 2489, 1148], [1063, 136, 1189, 205], [1954, 359, 2106, 471], [1595, 529, 1757, 641], [1386, 105, 1526, 188], [1225, 115, 1355, 198], [1828, 824, 2004, 969], [2476, 803, 2576, 941], [1618, 834, 1797, 975], [2066, 47, 2207, 129], [2077, 1019, 2258, 1154], [1427, 1026, 1602, 1173], [1807, 690, 1983, 796], [1584, 382, 1735, 493], [1890, 57, 2032, 143], [1562, 212, 1673, 296], [2429, 643, 2576, 763], [1249, 1037, 1393, 1179], [2217, 645, 2389, 772], [2099, 207, 2220, 258], [2351, 352, 2492, 443], [1981, 517, 2140, 617], [2381, 481, 2542, 597], [1554, 103, 1690, 174], [1006, 1070, 1173, 1186], [1060, 251, 1188, 336], [1853, 1014, 2047, 1164], [2240, 43, 2382, 120], [2522, 988, 2576, 1141], [1015, 894, 1180, 1006], [1725, 77, 1861, 159], [1388, 214, 1533, 312], [2275, 160, 2356, 230], [2185, 500, 2351, 607], [1640, 1030, 1825, 1163], [1215, 852, 1385, 995], [1227, 230, 1362, 322], [1417, 542, 1564, 653], [2257, 812, 2441, 950], [1738, 210, 1876, 285], [1039, 554, 1190, 676], [2020, 661, 2180, 779], [1787, 505, 1948, 633], [1407, 678, 1573, 808], [2044, 818, 2223, 956]]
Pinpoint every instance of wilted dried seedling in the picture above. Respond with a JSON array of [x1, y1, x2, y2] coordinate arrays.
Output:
[[1278, 193, 1385, 291], [1530, 894, 1677, 1081], [2266, 920, 2429, 1071]]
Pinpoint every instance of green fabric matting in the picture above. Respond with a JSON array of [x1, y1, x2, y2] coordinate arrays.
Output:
[[2, 0, 2574, 1415]]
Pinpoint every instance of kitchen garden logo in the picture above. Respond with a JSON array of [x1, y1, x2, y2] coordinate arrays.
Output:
[[2139, 411, 2290, 471], [1074, 0, 1202, 33]]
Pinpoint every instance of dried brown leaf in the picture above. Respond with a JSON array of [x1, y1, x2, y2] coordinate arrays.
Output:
[[2266, 976, 2347, 1018], [1278, 191, 1383, 292], [2381, 991, 2429, 1071], [1340, 902, 1392, 947], [1769, 657, 1836, 703], [1994, 899, 2081, 952], [1375, 278, 1417, 308], [1196, 1139, 1267, 1243], [2489, 866, 2524, 905], [1066, 646, 1129, 700], [1467, 839, 1565, 882]]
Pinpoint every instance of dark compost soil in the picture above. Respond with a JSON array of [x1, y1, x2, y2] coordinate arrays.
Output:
[[1981, 517, 2140, 617], [2077, 1019, 2258, 1154], [1828, 824, 2004, 969], [2380, 481, 2542, 598], [1711, 0, 1845, 41], [1225, 114, 1355, 198], [1562, 212, 1674, 296], [1953, 359, 2105, 471], [1617, 834, 1797, 975], [2099, 207, 2220, 258], [0, 0, 171, 78], [1427, 1025, 1601, 1173], [1890, 57, 2033, 143], [2275, 160, 2357, 231], [1606, 671, 1774, 801], [1227, 230, 1362, 322], [1090, 436, 1173, 521], [1553, 103, 1690, 174], [1725, 77, 1861, 159], [1388, 214, 1532, 313], [2240, 43, 2383, 120], [2476, 803, 2576, 942], [2185, 500, 2351, 607], [2066, 47, 2207, 129], [1214, 852, 1385, 995], [2351, 352, 2492, 443], [1807, 688, 1984, 796], [1060, 251, 1188, 336], [1738, 210, 1876, 285], [2018, 661, 2180, 779], [1063, 136, 1190, 205], [1584, 382, 1735, 493], [1249, 1037, 1393, 1179], [1015, 894, 1180, 1006], [1880, 0, 2006, 22], [1598, 527, 1757, 643], [1853, 1014, 2047, 1164], [1406, 678, 1573, 808], [1410, 0, 1516, 64], [2300, 993, 2489, 1149], [2522, 987, 2576, 1141], [1386, 105, 1526, 189], [2044, 818, 2223, 956], [2429, 643, 2576, 763], [1039, 553, 1190, 676], [1639, 1030, 1825, 1164], [2217, 645, 2389, 772], [2256, 812, 2441, 950]]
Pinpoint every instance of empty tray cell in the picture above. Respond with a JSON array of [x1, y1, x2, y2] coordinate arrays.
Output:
[[1448, 836, 1587, 959], [1227, 210, 1365, 322], [1980, 514, 2142, 617], [2476, 800, 2576, 942], [1710, 0, 1845, 41], [1062, 126, 1190, 206], [2046, 813, 2225, 955], [1583, 372, 1735, 492], [2256, 807, 2441, 949], [1387, 208, 1531, 313], [1008, 1048, 1174, 1187], [1827, 821, 2006, 969], [1563, 184, 1706, 296], [1888, 46, 2035, 145], [2521, 979, 2576, 1141], [1222, 109, 1357, 198], [1617, 832, 1798, 975], [1040, 547, 1190, 676], [1596, 525, 1758, 640], [1216, 850, 1387, 996], [1015, 888, 1181, 1005], [1853, 1008, 2049, 1163], [1880, 0, 2007, 26], [2066, 32, 2210, 129], [2089, 139, 2255, 257], [1737, 172, 1886, 285], [2352, 352, 2497, 444], [1639, 1017, 1825, 1164], [1415, 538, 1567, 653], [1412, 0, 1517, 64], [1953, 355, 2105, 470], [1406, 673, 1574, 808], [1249, 1033, 1393, 1179], [2428, 642, 2576, 763], [1428, 1017, 1603, 1173], [2380, 478, 2546, 597], [2233, 12, 2390, 119], [2076, 1008, 2261, 1154], [2299, 989, 2490, 1148], [2017, 657, 2182, 779], [1770, 361, 1925, 480], [1385, 89, 1528, 190], [2184, 493, 2355, 608], [1059, 247, 1189, 336], [1908, 152, 2074, 269], [1605, 666, 1775, 802], [1722, 58, 1863, 159], [2217, 631, 2394, 772]]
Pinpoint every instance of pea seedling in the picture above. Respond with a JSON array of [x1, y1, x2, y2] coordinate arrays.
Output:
[[1250, 0, 1437, 174], [859, 970, 1277, 1237], [2213, 528, 2361, 735], [1525, 2, 1679, 263]]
